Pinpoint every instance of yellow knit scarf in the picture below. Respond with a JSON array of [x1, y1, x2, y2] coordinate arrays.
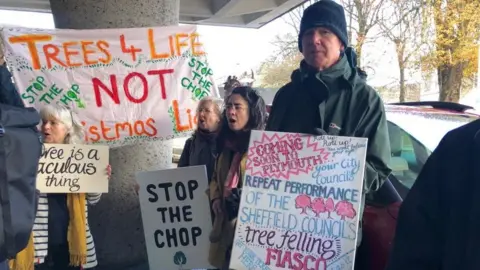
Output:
[[9, 193, 87, 270]]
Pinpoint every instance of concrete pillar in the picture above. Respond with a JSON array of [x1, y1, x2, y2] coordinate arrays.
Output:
[[49, 0, 179, 269]]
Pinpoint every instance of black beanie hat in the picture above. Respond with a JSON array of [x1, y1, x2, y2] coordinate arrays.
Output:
[[298, 0, 348, 52]]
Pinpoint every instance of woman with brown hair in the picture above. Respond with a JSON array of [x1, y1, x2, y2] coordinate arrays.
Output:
[[208, 86, 267, 269]]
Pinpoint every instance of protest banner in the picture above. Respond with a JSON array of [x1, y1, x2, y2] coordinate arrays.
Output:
[[0, 25, 219, 146], [229, 131, 367, 270], [37, 143, 109, 193], [136, 166, 213, 270]]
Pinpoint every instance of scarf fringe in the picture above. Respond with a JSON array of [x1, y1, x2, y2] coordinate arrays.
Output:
[[67, 193, 88, 267], [69, 254, 87, 267]]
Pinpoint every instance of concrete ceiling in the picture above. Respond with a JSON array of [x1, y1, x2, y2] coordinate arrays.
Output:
[[0, 0, 305, 28]]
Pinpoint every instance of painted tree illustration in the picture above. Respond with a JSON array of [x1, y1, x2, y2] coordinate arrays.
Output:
[[311, 197, 326, 217], [173, 251, 187, 269], [325, 198, 335, 219], [295, 194, 312, 214], [335, 200, 357, 220]]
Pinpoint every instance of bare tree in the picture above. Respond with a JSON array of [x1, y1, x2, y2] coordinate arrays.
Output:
[[379, 0, 424, 102], [258, 54, 303, 88], [258, 0, 388, 86], [257, 1, 318, 87], [340, 0, 387, 67], [269, 0, 319, 61], [281, 0, 318, 35]]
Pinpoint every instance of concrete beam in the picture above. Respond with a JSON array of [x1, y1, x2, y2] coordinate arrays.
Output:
[[179, 0, 212, 17], [223, 0, 277, 17], [211, 0, 241, 17], [192, 15, 246, 28], [0, 0, 305, 29], [179, 14, 210, 22], [245, 0, 304, 27], [242, 10, 270, 24], [0, 0, 50, 12]]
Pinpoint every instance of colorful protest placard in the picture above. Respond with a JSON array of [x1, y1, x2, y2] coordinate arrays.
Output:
[[136, 166, 213, 270], [0, 25, 219, 146], [230, 131, 367, 270], [37, 143, 109, 193]]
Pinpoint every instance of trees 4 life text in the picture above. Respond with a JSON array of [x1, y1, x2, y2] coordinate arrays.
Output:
[[6, 27, 215, 143]]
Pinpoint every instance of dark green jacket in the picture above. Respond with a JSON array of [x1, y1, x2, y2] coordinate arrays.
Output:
[[266, 55, 391, 194]]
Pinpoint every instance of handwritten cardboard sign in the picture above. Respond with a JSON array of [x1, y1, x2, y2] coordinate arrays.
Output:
[[136, 166, 213, 270], [37, 143, 109, 193], [0, 25, 220, 147], [230, 131, 368, 270]]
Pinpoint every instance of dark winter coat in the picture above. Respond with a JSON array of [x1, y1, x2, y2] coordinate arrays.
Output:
[[178, 131, 218, 182], [266, 50, 391, 193], [386, 119, 480, 270]]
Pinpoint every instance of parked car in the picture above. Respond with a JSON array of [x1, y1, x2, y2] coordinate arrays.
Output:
[[356, 101, 478, 270]]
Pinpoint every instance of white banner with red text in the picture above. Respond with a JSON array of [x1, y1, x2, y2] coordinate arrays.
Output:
[[1, 25, 219, 146]]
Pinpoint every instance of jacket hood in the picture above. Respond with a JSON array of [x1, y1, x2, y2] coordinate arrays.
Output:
[[345, 47, 368, 79], [291, 46, 368, 82]]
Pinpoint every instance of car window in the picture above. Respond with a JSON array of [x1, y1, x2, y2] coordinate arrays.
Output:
[[387, 121, 431, 189], [387, 110, 476, 151]]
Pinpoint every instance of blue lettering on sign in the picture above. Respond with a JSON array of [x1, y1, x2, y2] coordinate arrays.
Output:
[[245, 175, 281, 191], [239, 206, 297, 230], [316, 162, 338, 172], [267, 194, 291, 210], [284, 181, 360, 203], [312, 158, 361, 185], [245, 190, 263, 206], [340, 158, 361, 173], [300, 217, 357, 240]]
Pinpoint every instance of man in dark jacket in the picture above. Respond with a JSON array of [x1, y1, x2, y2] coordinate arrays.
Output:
[[386, 119, 480, 270], [266, 0, 391, 245], [0, 54, 24, 108], [0, 47, 26, 270]]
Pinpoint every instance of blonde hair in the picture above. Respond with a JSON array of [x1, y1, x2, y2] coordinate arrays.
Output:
[[196, 96, 222, 116], [39, 104, 84, 144]]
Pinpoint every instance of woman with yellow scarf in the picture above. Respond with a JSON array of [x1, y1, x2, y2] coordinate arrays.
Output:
[[9, 104, 110, 270]]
